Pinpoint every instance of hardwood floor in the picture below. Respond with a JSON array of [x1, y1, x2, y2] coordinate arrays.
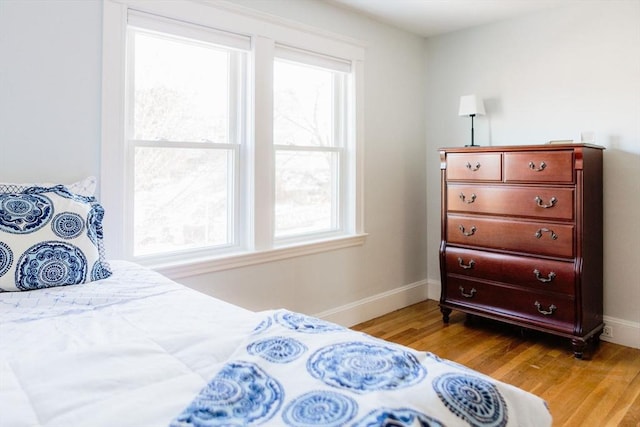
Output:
[[352, 300, 640, 427]]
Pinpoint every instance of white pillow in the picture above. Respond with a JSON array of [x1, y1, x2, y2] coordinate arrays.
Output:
[[0, 185, 111, 291], [0, 176, 97, 197]]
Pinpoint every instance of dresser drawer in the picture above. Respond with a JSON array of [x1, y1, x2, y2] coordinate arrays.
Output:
[[504, 151, 574, 183], [446, 153, 502, 181], [444, 247, 576, 295], [447, 185, 574, 220], [447, 215, 575, 258], [444, 277, 575, 333]]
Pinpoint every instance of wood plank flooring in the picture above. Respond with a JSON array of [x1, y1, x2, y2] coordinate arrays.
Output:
[[352, 300, 640, 427]]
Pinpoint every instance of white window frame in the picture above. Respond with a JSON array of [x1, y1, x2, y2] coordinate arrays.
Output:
[[101, 0, 366, 278], [125, 19, 249, 261], [272, 47, 351, 244]]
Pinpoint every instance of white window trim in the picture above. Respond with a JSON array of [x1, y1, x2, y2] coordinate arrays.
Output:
[[101, 0, 366, 275], [154, 234, 367, 279], [124, 23, 248, 258]]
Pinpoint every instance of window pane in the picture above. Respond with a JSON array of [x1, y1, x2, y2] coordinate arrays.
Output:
[[274, 60, 337, 147], [134, 147, 232, 256], [133, 31, 231, 143], [275, 150, 337, 237]]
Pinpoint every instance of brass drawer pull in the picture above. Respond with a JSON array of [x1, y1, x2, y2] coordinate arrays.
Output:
[[534, 196, 557, 209], [533, 269, 556, 283], [457, 257, 476, 269], [534, 301, 557, 316], [459, 286, 477, 298], [528, 161, 547, 172], [465, 161, 481, 172], [458, 225, 477, 236], [459, 192, 477, 204], [534, 228, 558, 240]]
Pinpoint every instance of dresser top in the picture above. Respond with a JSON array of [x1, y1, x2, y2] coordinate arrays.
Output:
[[439, 143, 605, 153]]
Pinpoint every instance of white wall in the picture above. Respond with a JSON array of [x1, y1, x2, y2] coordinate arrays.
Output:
[[424, 1, 640, 348], [0, 0, 428, 325], [0, 0, 102, 183]]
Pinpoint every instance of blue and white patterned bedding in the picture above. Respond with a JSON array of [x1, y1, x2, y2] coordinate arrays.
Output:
[[171, 310, 551, 427], [0, 262, 551, 426]]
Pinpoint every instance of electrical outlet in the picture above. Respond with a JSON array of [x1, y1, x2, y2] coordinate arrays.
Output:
[[602, 325, 613, 338]]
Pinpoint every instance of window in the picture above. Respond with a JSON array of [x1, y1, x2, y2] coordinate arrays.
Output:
[[127, 22, 247, 257], [273, 51, 350, 240], [102, 1, 365, 273]]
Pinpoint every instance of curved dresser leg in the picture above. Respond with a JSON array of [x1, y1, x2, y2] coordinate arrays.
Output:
[[440, 307, 452, 324], [571, 338, 587, 359]]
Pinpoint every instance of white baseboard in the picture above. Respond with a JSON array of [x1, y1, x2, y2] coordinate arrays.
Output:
[[314, 279, 429, 328], [315, 278, 640, 350], [602, 315, 640, 349]]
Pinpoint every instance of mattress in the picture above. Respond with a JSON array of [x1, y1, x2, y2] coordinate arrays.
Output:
[[0, 261, 552, 426]]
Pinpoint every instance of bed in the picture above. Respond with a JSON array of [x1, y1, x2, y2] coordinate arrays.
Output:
[[0, 186, 552, 426]]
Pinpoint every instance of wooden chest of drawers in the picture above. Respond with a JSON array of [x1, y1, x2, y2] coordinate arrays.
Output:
[[439, 144, 604, 358]]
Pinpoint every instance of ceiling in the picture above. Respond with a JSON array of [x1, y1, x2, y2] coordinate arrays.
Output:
[[327, 0, 578, 38]]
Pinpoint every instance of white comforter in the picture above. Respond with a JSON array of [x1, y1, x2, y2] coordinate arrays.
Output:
[[0, 261, 551, 426], [0, 261, 261, 427]]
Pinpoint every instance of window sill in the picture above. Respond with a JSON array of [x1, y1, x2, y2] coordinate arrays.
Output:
[[147, 233, 368, 280]]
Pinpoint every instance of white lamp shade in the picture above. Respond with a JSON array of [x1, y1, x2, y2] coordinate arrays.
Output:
[[458, 95, 485, 116]]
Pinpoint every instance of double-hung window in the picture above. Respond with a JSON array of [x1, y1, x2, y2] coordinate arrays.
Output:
[[273, 48, 351, 242], [127, 14, 248, 258], [102, 1, 364, 273]]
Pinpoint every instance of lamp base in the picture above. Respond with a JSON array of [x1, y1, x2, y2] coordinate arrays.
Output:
[[465, 144, 481, 147]]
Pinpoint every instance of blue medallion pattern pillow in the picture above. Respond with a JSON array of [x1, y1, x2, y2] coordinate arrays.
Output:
[[0, 185, 111, 291]]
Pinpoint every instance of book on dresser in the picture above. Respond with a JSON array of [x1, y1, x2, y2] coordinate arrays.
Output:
[[438, 143, 604, 359]]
